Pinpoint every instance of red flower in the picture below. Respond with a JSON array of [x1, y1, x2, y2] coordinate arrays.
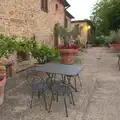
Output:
[[58, 45, 80, 49]]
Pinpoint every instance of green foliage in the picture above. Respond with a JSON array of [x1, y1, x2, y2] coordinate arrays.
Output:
[[0, 34, 35, 59], [16, 37, 35, 52], [0, 34, 60, 64], [71, 24, 82, 40], [0, 34, 17, 58], [54, 23, 82, 46], [54, 23, 70, 45], [90, 0, 120, 35], [106, 29, 120, 44], [31, 44, 60, 64], [91, 35, 107, 46]]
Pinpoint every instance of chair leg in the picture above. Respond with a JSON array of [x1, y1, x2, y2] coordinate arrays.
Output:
[[56, 92, 58, 102], [64, 97, 68, 117], [30, 89, 34, 108], [38, 91, 41, 98], [74, 78, 78, 92], [43, 92, 48, 110], [77, 75, 82, 86], [68, 93, 72, 104], [48, 93, 54, 113], [70, 91, 75, 106]]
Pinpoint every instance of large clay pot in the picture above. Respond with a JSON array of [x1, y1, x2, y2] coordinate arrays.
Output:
[[0, 73, 6, 105], [113, 43, 120, 52], [0, 59, 15, 77], [59, 49, 78, 64], [0, 61, 6, 76]]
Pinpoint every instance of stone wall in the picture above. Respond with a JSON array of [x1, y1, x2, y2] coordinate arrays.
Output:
[[0, 0, 64, 45], [0, 0, 65, 72], [66, 16, 71, 30]]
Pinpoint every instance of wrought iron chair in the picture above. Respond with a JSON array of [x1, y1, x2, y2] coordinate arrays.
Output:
[[61, 74, 82, 92], [48, 76, 75, 117], [26, 70, 50, 110]]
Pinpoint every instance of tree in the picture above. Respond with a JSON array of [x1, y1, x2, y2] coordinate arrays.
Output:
[[90, 0, 120, 35]]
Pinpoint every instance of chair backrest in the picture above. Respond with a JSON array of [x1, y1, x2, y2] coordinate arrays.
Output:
[[25, 67, 47, 87]]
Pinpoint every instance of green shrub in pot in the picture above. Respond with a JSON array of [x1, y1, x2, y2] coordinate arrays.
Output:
[[106, 30, 120, 44], [91, 35, 106, 46], [31, 44, 60, 64]]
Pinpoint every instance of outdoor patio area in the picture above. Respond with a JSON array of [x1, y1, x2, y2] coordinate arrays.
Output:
[[0, 47, 120, 120]]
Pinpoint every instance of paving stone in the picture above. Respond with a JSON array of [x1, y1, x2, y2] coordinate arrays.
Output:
[[1, 47, 115, 120]]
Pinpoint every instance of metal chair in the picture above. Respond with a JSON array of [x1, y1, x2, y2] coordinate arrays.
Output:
[[26, 71, 50, 110], [48, 76, 75, 117]]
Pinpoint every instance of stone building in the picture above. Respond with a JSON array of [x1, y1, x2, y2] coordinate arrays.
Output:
[[71, 19, 95, 46], [0, 0, 70, 72], [65, 10, 74, 30], [0, 0, 66, 45]]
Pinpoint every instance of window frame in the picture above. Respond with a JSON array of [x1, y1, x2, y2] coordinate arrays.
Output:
[[41, 0, 48, 13]]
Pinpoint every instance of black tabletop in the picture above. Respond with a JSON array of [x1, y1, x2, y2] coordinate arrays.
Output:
[[33, 63, 84, 76]]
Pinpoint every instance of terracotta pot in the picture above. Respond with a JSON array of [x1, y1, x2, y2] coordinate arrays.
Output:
[[113, 43, 120, 52], [0, 59, 15, 77], [5, 63, 14, 77], [59, 49, 78, 64], [0, 73, 6, 105]]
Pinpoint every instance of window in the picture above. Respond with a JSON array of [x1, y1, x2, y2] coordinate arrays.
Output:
[[41, 0, 48, 12], [55, 4, 58, 11]]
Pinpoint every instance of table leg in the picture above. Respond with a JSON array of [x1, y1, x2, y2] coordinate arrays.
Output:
[[118, 57, 120, 70], [77, 75, 82, 86], [67, 76, 78, 92], [74, 77, 77, 92]]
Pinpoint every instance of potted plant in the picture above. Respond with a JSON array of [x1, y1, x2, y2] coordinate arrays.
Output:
[[0, 35, 18, 77], [30, 43, 60, 64], [0, 61, 6, 105], [54, 23, 82, 64], [0, 34, 16, 105], [107, 30, 120, 51]]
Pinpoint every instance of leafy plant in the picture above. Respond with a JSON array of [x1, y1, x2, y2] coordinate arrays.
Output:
[[106, 29, 120, 44], [16, 37, 35, 53], [31, 44, 60, 64], [0, 34, 60, 64], [0, 34, 36, 59], [54, 23, 82, 47], [0, 34, 17, 58], [71, 24, 82, 40], [91, 35, 106, 46], [90, 0, 120, 35]]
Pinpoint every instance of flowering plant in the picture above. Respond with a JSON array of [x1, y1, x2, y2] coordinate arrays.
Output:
[[58, 45, 80, 49]]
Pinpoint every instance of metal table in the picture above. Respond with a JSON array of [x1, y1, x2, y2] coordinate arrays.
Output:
[[32, 63, 84, 91], [29, 63, 84, 117]]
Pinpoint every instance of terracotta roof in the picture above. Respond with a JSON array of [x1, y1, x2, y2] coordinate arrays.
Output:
[[66, 11, 74, 19]]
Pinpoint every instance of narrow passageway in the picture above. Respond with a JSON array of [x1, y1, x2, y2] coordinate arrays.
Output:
[[81, 47, 120, 120]]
